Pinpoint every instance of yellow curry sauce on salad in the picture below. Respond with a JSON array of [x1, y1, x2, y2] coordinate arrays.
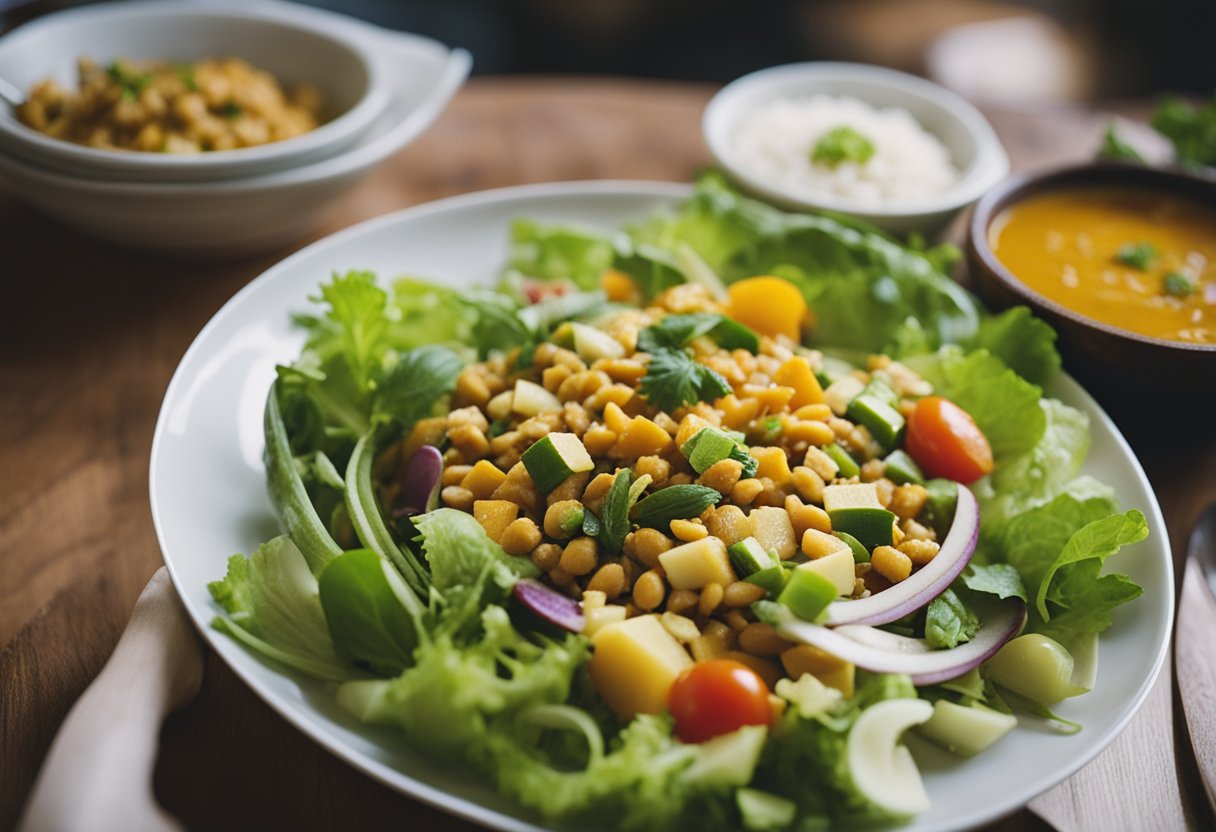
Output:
[[207, 175, 1148, 830]]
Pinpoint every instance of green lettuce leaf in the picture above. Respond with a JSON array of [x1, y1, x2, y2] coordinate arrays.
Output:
[[508, 219, 616, 289], [960, 563, 1027, 602], [208, 535, 354, 681], [970, 306, 1060, 387], [412, 508, 538, 599], [1036, 510, 1149, 622], [925, 588, 981, 649]]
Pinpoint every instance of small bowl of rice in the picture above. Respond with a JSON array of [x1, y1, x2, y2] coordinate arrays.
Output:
[[703, 62, 1009, 234]]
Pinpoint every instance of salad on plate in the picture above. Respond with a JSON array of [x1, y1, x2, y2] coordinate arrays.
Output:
[[207, 173, 1148, 830]]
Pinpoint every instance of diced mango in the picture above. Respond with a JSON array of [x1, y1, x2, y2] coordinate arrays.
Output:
[[603, 401, 631, 434], [588, 614, 693, 720], [611, 415, 673, 459], [723, 650, 783, 689], [402, 416, 446, 459], [741, 384, 795, 414], [749, 506, 797, 560], [659, 537, 736, 589], [801, 528, 851, 560], [750, 446, 792, 485], [676, 413, 717, 448], [780, 645, 855, 697], [461, 460, 507, 501], [773, 357, 825, 409], [473, 500, 519, 543], [717, 394, 761, 430], [601, 268, 641, 303], [794, 548, 855, 596], [727, 276, 808, 342]]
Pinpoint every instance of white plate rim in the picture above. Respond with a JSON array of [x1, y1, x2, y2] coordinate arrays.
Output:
[[150, 179, 1174, 832]]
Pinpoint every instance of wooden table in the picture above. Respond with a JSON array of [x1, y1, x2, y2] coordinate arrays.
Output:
[[1, 78, 1212, 831]]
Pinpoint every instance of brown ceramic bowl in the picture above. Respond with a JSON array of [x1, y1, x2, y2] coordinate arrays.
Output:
[[967, 163, 1216, 404]]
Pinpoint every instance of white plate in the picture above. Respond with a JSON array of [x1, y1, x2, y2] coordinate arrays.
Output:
[[150, 181, 1173, 832]]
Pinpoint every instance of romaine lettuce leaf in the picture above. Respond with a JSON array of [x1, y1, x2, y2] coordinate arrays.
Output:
[[208, 535, 354, 681], [971, 306, 1060, 387], [508, 219, 616, 290]]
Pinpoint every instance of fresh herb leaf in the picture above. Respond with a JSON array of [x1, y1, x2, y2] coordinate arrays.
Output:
[[318, 548, 423, 676], [1116, 241, 1158, 270], [218, 100, 243, 119], [1098, 123, 1145, 163], [1151, 96, 1216, 169], [638, 348, 731, 412], [730, 444, 759, 478], [106, 60, 151, 102], [598, 469, 634, 554], [582, 508, 603, 537], [372, 345, 463, 428], [175, 63, 198, 92], [631, 484, 722, 528], [811, 125, 875, 167], [1163, 272, 1197, 297]]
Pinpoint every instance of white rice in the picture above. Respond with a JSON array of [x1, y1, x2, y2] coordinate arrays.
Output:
[[730, 94, 960, 205]]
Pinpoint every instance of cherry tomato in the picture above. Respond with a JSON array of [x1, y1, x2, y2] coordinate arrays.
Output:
[[668, 659, 771, 743], [905, 396, 994, 484]]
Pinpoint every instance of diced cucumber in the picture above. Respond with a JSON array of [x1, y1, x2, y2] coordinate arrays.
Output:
[[860, 376, 899, 407], [512, 379, 562, 416], [823, 482, 882, 512], [916, 700, 1018, 757], [828, 507, 896, 550], [571, 322, 626, 361], [922, 478, 958, 533], [744, 565, 789, 596], [521, 433, 595, 493], [823, 443, 860, 479], [778, 567, 838, 621], [846, 394, 906, 451], [728, 536, 777, 577], [683, 427, 738, 473], [737, 788, 797, 831], [833, 531, 870, 563], [823, 375, 865, 416], [883, 450, 924, 485]]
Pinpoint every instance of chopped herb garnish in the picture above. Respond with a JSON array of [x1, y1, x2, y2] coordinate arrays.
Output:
[[1163, 272, 1197, 297], [637, 313, 759, 354], [1151, 96, 1216, 169], [218, 101, 243, 119], [175, 63, 199, 92], [106, 61, 151, 103], [638, 347, 731, 413], [598, 469, 634, 554], [811, 125, 875, 168], [1115, 241, 1158, 270], [1098, 123, 1145, 163], [487, 418, 510, 438]]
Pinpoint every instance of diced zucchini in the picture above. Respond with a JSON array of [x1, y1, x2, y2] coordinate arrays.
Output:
[[846, 394, 906, 451], [922, 478, 959, 533], [916, 700, 1018, 757], [833, 531, 871, 563], [737, 788, 797, 832], [744, 565, 789, 596], [883, 450, 924, 485], [728, 536, 777, 577], [748, 506, 797, 560], [521, 433, 594, 493], [823, 375, 865, 416], [823, 482, 882, 512], [683, 427, 738, 473], [588, 614, 693, 720], [660, 537, 736, 589], [828, 507, 896, 550], [823, 443, 860, 479], [778, 567, 838, 621], [512, 379, 562, 416], [794, 548, 855, 597], [571, 322, 625, 361]]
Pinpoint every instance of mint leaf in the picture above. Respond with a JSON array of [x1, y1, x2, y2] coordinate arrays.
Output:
[[373, 345, 463, 427]]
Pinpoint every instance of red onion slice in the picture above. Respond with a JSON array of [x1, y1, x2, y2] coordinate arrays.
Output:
[[392, 445, 443, 519], [778, 597, 1026, 686], [512, 579, 585, 633], [823, 483, 979, 627]]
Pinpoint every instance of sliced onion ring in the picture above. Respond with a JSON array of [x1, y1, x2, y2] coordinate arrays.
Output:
[[823, 483, 979, 627], [777, 597, 1027, 686], [513, 578, 585, 633], [392, 445, 443, 519]]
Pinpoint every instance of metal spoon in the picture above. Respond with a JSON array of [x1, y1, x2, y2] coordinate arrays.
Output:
[[0, 76, 24, 108], [1176, 501, 1216, 809]]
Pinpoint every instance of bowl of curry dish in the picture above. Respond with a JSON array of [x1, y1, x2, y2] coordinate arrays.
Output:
[[968, 162, 1216, 393]]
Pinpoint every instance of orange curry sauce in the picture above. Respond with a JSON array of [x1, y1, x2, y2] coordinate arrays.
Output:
[[989, 186, 1216, 343]]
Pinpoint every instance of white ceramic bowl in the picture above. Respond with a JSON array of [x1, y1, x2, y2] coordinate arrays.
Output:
[[703, 62, 1010, 234], [0, 0, 391, 182], [0, 30, 470, 255]]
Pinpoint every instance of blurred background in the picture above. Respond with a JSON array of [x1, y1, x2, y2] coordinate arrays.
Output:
[[2, 0, 1214, 104]]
